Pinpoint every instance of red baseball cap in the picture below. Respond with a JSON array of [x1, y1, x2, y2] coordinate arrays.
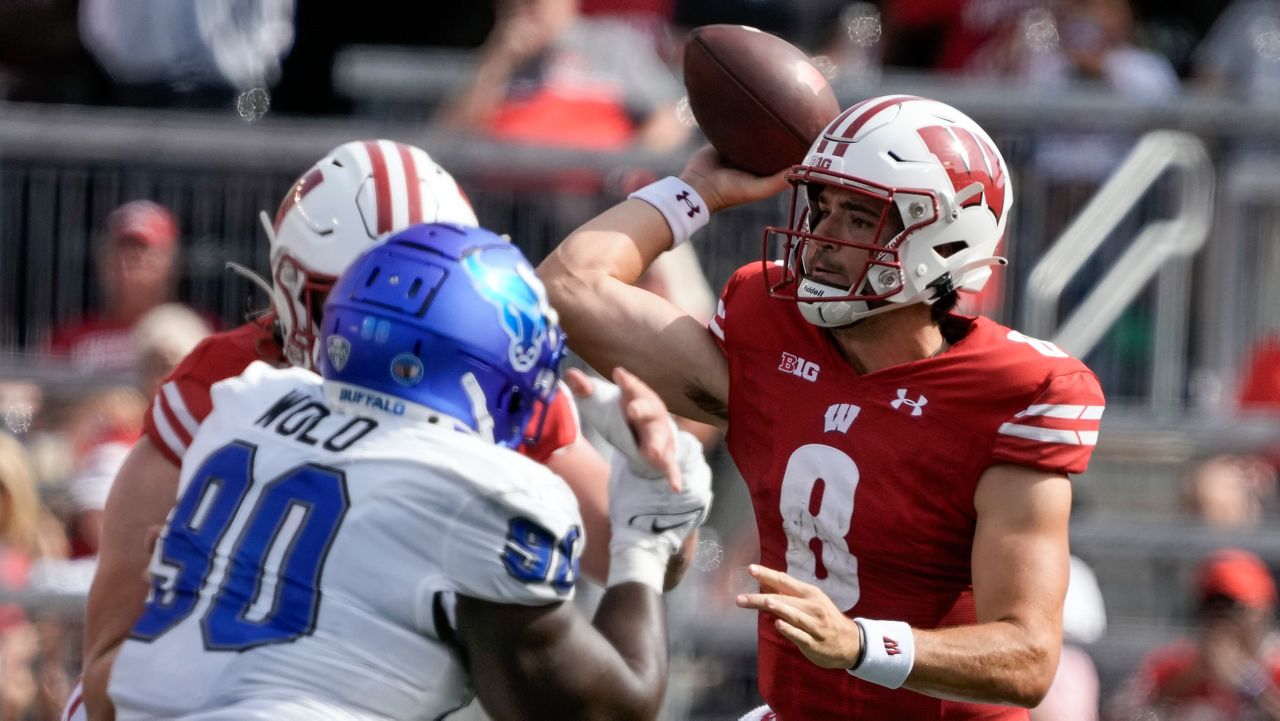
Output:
[[1197, 549, 1277, 609], [106, 200, 178, 249]]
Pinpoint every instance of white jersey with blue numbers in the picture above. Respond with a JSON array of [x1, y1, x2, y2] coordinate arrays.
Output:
[[109, 362, 584, 721]]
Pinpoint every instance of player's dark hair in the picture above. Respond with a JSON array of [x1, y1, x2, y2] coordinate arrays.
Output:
[[930, 289, 959, 326]]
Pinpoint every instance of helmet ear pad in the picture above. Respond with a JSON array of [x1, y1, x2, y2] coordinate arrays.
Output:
[[269, 140, 478, 369], [318, 223, 565, 448]]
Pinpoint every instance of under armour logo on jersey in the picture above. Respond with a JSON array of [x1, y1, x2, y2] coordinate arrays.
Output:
[[883, 637, 902, 655], [824, 403, 860, 433], [779, 352, 819, 381], [675, 190, 702, 218], [890, 388, 927, 416]]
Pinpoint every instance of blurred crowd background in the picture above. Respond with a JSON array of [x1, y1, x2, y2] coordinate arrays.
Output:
[[1, 0, 1280, 719]]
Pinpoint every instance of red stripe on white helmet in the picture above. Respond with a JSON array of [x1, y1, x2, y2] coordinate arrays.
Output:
[[273, 167, 324, 235], [362, 140, 394, 235], [398, 143, 424, 225], [828, 95, 923, 157]]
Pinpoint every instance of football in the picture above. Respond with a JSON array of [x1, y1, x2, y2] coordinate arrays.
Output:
[[683, 24, 841, 176]]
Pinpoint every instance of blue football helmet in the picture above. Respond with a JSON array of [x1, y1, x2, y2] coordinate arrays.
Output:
[[318, 223, 566, 448]]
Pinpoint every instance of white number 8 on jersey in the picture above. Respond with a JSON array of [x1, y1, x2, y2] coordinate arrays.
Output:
[[778, 444, 861, 610]]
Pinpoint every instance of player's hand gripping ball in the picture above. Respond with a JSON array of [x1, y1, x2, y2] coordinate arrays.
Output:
[[683, 24, 841, 176]]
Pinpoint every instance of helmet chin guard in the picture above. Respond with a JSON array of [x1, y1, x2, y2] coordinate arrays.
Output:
[[763, 95, 1012, 328]]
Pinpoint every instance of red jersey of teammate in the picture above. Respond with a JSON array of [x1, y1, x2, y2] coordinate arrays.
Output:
[[143, 315, 578, 467], [712, 264, 1105, 721]]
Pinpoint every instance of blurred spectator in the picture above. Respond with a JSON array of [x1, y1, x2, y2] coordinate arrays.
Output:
[[1026, 0, 1178, 98], [1240, 335, 1280, 413], [63, 387, 146, 556], [0, 432, 58, 721], [1109, 548, 1280, 720], [965, 0, 1177, 180], [878, 0, 1043, 72], [962, 0, 1178, 101], [48, 200, 187, 374], [0, 433, 60, 576], [1183, 454, 1278, 529], [78, 0, 295, 108], [1192, 0, 1280, 103], [437, 0, 689, 152], [1033, 555, 1107, 721], [132, 303, 213, 401]]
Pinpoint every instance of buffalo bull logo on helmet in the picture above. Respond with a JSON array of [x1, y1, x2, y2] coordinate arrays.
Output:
[[462, 253, 559, 373]]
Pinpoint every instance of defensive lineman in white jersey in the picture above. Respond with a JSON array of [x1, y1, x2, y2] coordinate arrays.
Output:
[[107, 223, 712, 720]]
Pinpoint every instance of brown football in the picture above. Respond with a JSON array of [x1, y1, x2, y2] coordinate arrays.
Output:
[[683, 24, 841, 176]]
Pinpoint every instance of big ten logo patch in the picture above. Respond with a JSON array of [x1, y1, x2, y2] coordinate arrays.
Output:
[[779, 352, 820, 382]]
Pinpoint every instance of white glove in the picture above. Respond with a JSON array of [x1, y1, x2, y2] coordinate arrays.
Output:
[[607, 429, 713, 591], [568, 368, 677, 482]]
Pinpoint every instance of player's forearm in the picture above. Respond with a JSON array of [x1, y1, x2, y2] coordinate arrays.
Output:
[[590, 584, 669, 719], [81, 645, 118, 721], [906, 620, 1059, 707], [540, 199, 676, 291]]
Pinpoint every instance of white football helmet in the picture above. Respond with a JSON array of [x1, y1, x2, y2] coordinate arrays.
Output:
[[764, 95, 1012, 327], [264, 139, 479, 368]]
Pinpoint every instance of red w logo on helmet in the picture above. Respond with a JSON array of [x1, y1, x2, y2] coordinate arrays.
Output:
[[916, 126, 1006, 222]]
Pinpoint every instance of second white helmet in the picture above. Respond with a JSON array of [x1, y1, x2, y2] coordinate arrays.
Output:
[[265, 139, 479, 368]]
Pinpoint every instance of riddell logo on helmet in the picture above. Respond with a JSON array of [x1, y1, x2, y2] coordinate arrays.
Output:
[[916, 126, 1006, 221]]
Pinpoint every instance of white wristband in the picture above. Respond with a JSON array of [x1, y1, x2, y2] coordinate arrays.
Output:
[[606, 544, 667, 592], [628, 176, 710, 248], [847, 618, 915, 689]]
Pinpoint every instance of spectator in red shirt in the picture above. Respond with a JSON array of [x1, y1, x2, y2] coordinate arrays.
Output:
[[1240, 336, 1280, 413], [48, 200, 184, 373], [1109, 548, 1280, 720]]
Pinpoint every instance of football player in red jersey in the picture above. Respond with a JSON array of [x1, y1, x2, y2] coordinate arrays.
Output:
[[70, 140, 694, 721], [540, 95, 1105, 719]]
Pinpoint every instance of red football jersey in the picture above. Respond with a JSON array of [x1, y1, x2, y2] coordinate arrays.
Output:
[[712, 264, 1105, 720], [144, 316, 577, 466]]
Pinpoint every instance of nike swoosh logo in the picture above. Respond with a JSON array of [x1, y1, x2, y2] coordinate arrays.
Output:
[[650, 518, 695, 533], [628, 510, 702, 534]]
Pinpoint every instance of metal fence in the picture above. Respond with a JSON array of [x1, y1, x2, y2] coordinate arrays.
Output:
[[4, 84, 1280, 411]]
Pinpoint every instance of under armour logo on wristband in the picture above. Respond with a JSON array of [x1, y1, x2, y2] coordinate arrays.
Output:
[[883, 637, 901, 655], [676, 191, 702, 218]]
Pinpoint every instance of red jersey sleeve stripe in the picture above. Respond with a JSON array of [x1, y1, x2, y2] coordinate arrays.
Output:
[[161, 381, 200, 437], [709, 298, 726, 341], [149, 400, 188, 462], [60, 680, 85, 721]]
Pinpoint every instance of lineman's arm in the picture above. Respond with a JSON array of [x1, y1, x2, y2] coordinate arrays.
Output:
[[737, 463, 1071, 707], [81, 437, 180, 721], [537, 146, 786, 426], [457, 586, 667, 721], [544, 439, 613, 584]]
